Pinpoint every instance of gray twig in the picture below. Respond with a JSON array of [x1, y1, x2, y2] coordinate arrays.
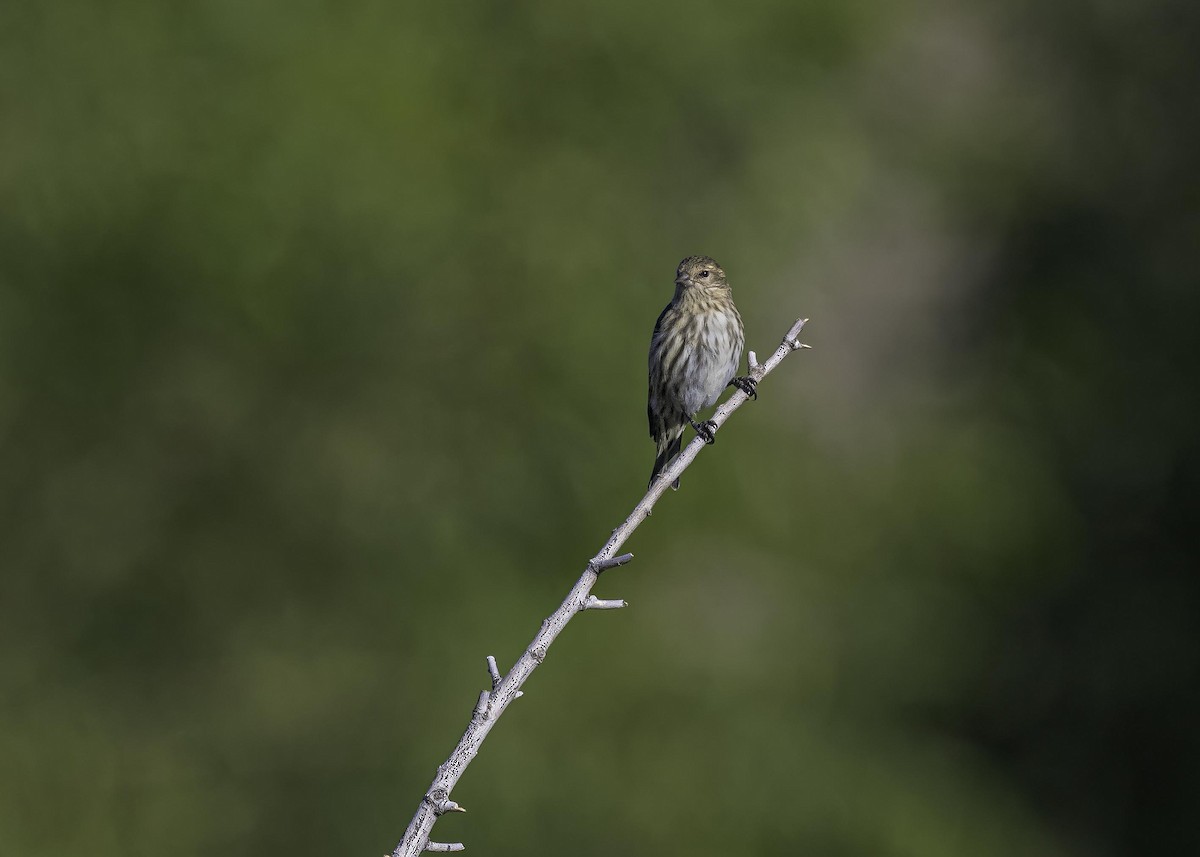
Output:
[[583, 595, 628, 610], [590, 552, 635, 573], [391, 317, 811, 857]]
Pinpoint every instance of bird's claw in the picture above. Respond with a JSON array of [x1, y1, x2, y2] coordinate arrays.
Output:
[[730, 376, 758, 400], [691, 419, 718, 445]]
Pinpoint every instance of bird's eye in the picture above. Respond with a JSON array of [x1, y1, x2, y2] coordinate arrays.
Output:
[[698, 270, 710, 279]]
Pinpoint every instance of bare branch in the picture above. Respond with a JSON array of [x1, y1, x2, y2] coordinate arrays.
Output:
[[390, 317, 811, 857]]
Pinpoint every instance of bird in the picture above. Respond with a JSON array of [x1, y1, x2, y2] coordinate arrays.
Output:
[[647, 255, 756, 490]]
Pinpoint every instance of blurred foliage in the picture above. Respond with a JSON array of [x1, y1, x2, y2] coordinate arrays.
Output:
[[1, 0, 1197, 855]]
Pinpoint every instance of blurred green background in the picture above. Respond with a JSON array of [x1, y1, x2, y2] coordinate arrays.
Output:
[[2, 1, 1197, 855]]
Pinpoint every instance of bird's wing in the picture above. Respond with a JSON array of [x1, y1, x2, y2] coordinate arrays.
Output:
[[647, 303, 672, 438]]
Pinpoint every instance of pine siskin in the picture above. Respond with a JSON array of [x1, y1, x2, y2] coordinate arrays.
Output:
[[647, 255, 757, 489]]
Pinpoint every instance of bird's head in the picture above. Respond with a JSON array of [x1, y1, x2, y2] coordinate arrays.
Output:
[[675, 255, 730, 292]]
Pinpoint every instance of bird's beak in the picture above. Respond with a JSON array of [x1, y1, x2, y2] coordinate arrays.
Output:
[[675, 275, 691, 287]]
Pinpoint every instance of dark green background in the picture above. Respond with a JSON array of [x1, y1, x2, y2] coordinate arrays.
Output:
[[2, 1, 1197, 855]]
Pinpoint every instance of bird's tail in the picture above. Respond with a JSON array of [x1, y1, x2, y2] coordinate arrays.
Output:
[[648, 430, 684, 491]]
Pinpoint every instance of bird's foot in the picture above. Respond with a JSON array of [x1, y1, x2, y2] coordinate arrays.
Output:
[[729, 375, 758, 400], [691, 419, 718, 445]]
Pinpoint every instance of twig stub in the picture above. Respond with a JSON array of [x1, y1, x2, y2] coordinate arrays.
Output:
[[485, 656, 502, 691], [589, 552, 635, 574], [583, 595, 628, 610]]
